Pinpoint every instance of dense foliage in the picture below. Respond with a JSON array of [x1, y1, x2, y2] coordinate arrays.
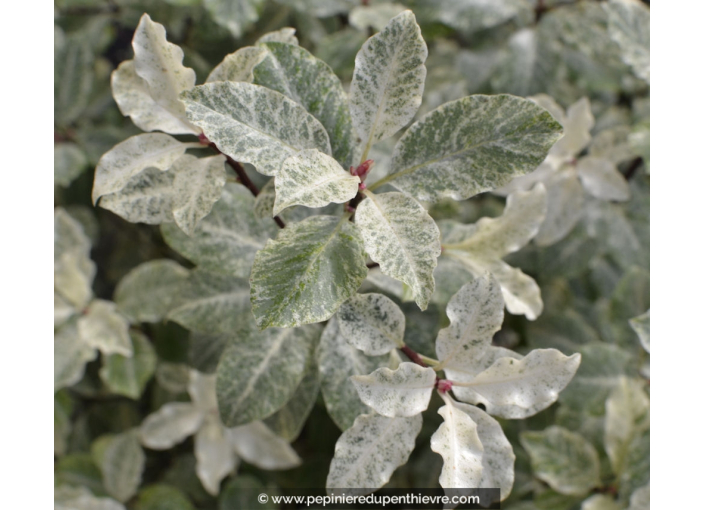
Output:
[[54, 1, 650, 509]]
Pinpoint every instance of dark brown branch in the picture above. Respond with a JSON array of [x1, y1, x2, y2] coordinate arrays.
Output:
[[624, 156, 644, 181], [366, 262, 379, 269]]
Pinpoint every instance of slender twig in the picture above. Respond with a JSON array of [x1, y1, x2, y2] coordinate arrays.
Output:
[[400, 346, 428, 368], [624, 156, 644, 181]]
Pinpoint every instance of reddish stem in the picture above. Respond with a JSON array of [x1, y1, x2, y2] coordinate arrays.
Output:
[[400, 346, 428, 368]]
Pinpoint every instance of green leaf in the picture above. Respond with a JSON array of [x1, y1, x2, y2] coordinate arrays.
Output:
[[250, 215, 368, 329], [351, 362, 436, 417], [619, 430, 649, 500], [604, 0, 650, 82], [349, 4, 408, 32], [207, 46, 267, 84], [216, 324, 320, 427], [629, 310, 650, 353], [277, 0, 357, 17], [100, 331, 157, 399], [337, 292, 406, 355], [350, 11, 427, 159], [55, 454, 106, 496], [188, 333, 229, 374], [54, 209, 95, 313], [273, 150, 359, 215], [135, 485, 195, 510], [167, 270, 250, 335], [318, 318, 390, 430], [326, 413, 422, 494], [78, 300, 133, 357], [627, 485, 649, 510], [521, 426, 600, 496], [253, 42, 356, 167], [55, 392, 73, 456], [203, 0, 264, 39], [92, 430, 146, 502], [181, 82, 331, 176], [219, 476, 279, 510], [257, 27, 299, 45], [55, 37, 94, 126], [604, 377, 649, 477], [430, 0, 532, 37], [162, 184, 279, 278], [55, 143, 88, 187], [372, 95, 562, 202], [54, 485, 124, 510], [115, 260, 190, 323], [356, 191, 441, 310], [55, 320, 98, 392]]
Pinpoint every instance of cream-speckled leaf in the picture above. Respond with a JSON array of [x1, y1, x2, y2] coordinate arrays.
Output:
[[521, 426, 600, 496], [605, 0, 650, 82], [227, 421, 301, 469], [92, 133, 193, 203], [356, 191, 441, 310], [352, 363, 436, 417], [430, 398, 484, 489], [318, 318, 390, 430], [139, 402, 203, 449], [162, 184, 278, 278], [264, 353, 321, 441], [534, 168, 585, 246], [194, 415, 237, 496], [327, 413, 422, 493], [250, 216, 368, 329], [435, 275, 504, 371], [349, 4, 408, 32], [461, 404, 515, 500], [181, 82, 331, 176], [206, 46, 266, 84], [376, 95, 562, 202], [54, 485, 126, 510], [577, 156, 630, 202], [55, 252, 94, 312], [582, 494, 624, 510], [605, 377, 649, 476], [253, 178, 278, 219], [350, 11, 427, 157], [337, 293, 406, 355], [480, 258, 543, 320], [204, 0, 264, 38], [629, 310, 650, 352], [99, 331, 157, 400], [78, 300, 132, 357], [55, 143, 88, 187], [451, 349, 581, 419], [550, 98, 594, 160], [132, 14, 198, 132], [274, 150, 359, 215], [92, 430, 145, 502], [171, 155, 227, 235], [216, 324, 319, 427], [54, 209, 94, 283], [55, 320, 98, 392], [99, 167, 177, 225], [167, 270, 250, 335], [257, 27, 299, 45], [627, 485, 649, 510], [114, 260, 189, 323], [253, 42, 356, 167]]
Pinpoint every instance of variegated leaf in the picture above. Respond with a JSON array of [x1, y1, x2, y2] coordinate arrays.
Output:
[[582, 494, 623, 510], [326, 413, 422, 493], [203, 0, 264, 39], [274, 150, 359, 215], [534, 168, 584, 246], [170, 155, 227, 235], [55, 252, 94, 313], [318, 318, 390, 430], [627, 485, 649, 510], [350, 10, 427, 159], [250, 216, 368, 329], [356, 191, 441, 310], [139, 402, 203, 449], [605, 377, 649, 476], [91, 430, 145, 502], [55, 143, 88, 187], [227, 421, 301, 470], [216, 324, 319, 427], [277, 0, 356, 17], [54, 485, 125, 510], [450, 349, 581, 419], [349, 4, 408, 32], [605, 0, 650, 82], [629, 310, 650, 352], [55, 320, 98, 392], [521, 426, 600, 496], [55, 37, 93, 127], [162, 184, 278, 278], [577, 156, 630, 202], [253, 42, 356, 167], [78, 300, 132, 357], [99, 167, 177, 225], [114, 260, 190, 323], [99, 331, 157, 400], [181, 82, 331, 176], [352, 362, 436, 417], [550, 98, 594, 160], [373, 95, 562, 202], [194, 414, 237, 496], [206, 46, 267, 84], [257, 27, 299, 45], [337, 292, 405, 356], [433, 0, 531, 37]]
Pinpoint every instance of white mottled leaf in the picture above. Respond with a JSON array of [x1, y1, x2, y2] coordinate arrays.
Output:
[[627, 485, 649, 510], [55, 321, 98, 392], [257, 27, 299, 45], [54, 485, 125, 510], [55, 292, 77, 327], [521, 426, 600, 496], [206, 46, 267, 84], [605, 0, 650, 82], [356, 191, 441, 310], [92, 133, 192, 203], [55, 252, 94, 312], [430, 397, 484, 489], [170, 154, 227, 235], [139, 402, 203, 449], [350, 10, 427, 158], [203, 0, 264, 39], [114, 260, 189, 323], [194, 415, 237, 496], [435, 0, 531, 36], [99, 167, 177, 225], [188, 369, 218, 412], [374, 95, 562, 202], [78, 300, 132, 357], [250, 216, 368, 329], [227, 421, 301, 470], [55, 143, 88, 187], [326, 413, 421, 493], [629, 310, 650, 352], [349, 4, 408, 32], [274, 150, 359, 215], [352, 362, 435, 417], [534, 167, 585, 246], [216, 324, 319, 427], [99, 331, 157, 400], [318, 318, 390, 430], [132, 14, 198, 132], [162, 184, 278, 278], [582, 494, 624, 510], [605, 377, 649, 476], [337, 292, 405, 356], [451, 349, 581, 419], [92, 430, 145, 502], [480, 259, 543, 320], [577, 156, 630, 202], [550, 97, 594, 160], [181, 82, 331, 176], [55, 37, 93, 126]]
